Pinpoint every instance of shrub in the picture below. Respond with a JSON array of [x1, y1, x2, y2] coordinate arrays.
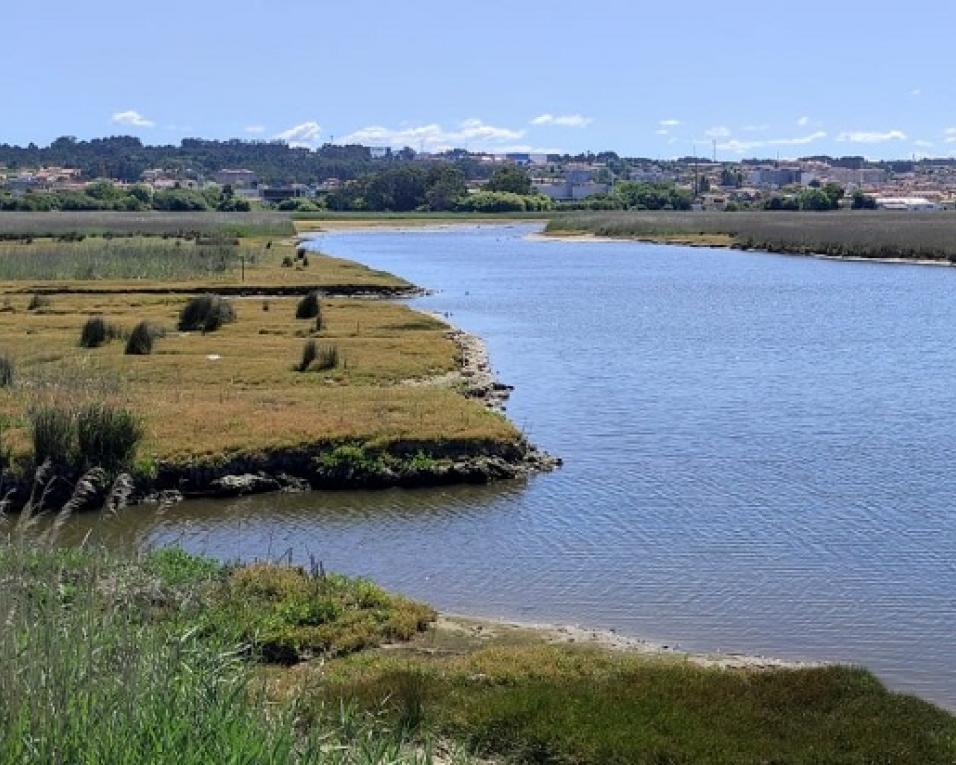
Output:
[[295, 290, 321, 320], [27, 293, 51, 311], [79, 315, 121, 348], [76, 403, 143, 472], [281, 256, 293, 268], [295, 340, 317, 372], [0, 354, 13, 387], [125, 321, 163, 355], [30, 405, 75, 466], [177, 294, 236, 333]]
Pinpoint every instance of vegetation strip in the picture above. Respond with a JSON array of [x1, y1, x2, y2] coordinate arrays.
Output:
[[546, 210, 956, 263]]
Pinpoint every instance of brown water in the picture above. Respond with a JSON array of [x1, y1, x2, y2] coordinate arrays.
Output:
[[63, 224, 956, 709]]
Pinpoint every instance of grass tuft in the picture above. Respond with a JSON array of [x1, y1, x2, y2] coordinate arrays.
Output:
[[178, 294, 236, 333], [0, 354, 13, 387], [79, 315, 121, 348], [27, 293, 51, 311], [295, 290, 321, 320], [75, 402, 143, 473], [125, 321, 164, 355]]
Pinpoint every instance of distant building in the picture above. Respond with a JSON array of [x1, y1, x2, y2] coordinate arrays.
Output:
[[747, 167, 802, 188], [874, 196, 940, 211], [260, 184, 309, 203], [369, 146, 391, 159], [533, 179, 610, 201], [213, 169, 258, 187]]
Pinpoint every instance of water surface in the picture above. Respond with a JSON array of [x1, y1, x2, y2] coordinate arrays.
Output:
[[68, 224, 956, 708]]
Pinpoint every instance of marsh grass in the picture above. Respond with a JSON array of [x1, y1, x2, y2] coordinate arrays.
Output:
[[79, 315, 122, 348], [27, 401, 143, 472], [0, 211, 295, 238], [0, 237, 249, 281], [548, 210, 956, 260], [319, 644, 956, 764], [178, 294, 236, 333], [0, 542, 438, 764], [315, 343, 340, 370], [296, 339, 318, 372]]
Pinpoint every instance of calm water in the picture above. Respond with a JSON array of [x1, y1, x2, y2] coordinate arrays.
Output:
[[68, 224, 956, 708]]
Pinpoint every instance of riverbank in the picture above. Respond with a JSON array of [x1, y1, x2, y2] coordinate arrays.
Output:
[[5, 542, 953, 763]]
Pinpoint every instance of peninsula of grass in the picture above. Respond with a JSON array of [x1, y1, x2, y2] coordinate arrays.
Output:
[[0, 215, 533, 499], [547, 210, 956, 262], [5, 542, 954, 763]]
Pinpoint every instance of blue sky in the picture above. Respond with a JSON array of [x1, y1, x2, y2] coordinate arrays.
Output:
[[4, 0, 956, 160]]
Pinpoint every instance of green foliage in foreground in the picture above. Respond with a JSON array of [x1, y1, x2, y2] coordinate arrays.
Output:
[[0, 543, 439, 764], [319, 644, 956, 764]]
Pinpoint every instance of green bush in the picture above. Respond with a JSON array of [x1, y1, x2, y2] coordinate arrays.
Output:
[[177, 294, 236, 333]]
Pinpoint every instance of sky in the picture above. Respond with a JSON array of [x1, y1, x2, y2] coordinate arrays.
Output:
[[4, 0, 956, 160]]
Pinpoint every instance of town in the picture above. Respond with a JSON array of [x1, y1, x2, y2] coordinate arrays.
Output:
[[2, 136, 955, 213]]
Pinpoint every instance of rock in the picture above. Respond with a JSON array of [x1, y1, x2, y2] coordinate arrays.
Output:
[[276, 473, 310, 493], [209, 473, 281, 497], [104, 472, 135, 513]]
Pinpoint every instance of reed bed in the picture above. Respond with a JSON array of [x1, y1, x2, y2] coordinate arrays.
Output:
[[548, 211, 956, 260], [0, 211, 294, 238], [0, 237, 250, 280]]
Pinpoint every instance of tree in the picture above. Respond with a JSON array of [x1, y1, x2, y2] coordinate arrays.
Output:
[[798, 188, 833, 211], [822, 182, 845, 210], [425, 165, 466, 211], [363, 166, 428, 211], [486, 165, 532, 195]]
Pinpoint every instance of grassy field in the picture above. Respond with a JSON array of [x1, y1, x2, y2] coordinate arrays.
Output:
[[4, 541, 953, 764], [0, 215, 518, 480], [0, 210, 294, 238], [280, 616, 956, 764], [547, 210, 956, 261]]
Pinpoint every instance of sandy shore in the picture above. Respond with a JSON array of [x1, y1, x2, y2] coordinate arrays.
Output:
[[439, 613, 817, 671]]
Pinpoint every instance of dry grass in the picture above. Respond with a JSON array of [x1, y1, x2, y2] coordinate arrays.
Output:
[[0, 287, 515, 464]]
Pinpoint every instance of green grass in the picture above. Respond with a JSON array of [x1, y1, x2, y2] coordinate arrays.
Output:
[[0, 237, 249, 280], [547, 210, 956, 261], [0, 211, 294, 238], [0, 541, 440, 764], [315, 641, 956, 764]]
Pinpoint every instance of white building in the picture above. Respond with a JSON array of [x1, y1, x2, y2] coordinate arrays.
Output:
[[875, 197, 940, 211]]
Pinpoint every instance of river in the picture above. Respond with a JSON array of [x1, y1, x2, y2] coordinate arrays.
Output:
[[66, 223, 956, 709]]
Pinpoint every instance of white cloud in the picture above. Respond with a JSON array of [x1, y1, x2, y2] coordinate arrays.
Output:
[[111, 110, 154, 128], [655, 129, 669, 136], [338, 118, 527, 152], [531, 113, 593, 128], [244, 125, 266, 134], [911, 88, 922, 96], [944, 128, 956, 144], [705, 125, 731, 138], [275, 121, 322, 147], [797, 116, 810, 126], [659, 118, 681, 127], [837, 130, 907, 144], [716, 131, 827, 154]]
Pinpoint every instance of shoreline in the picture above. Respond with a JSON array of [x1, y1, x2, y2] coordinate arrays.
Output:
[[437, 613, 817, 671]]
